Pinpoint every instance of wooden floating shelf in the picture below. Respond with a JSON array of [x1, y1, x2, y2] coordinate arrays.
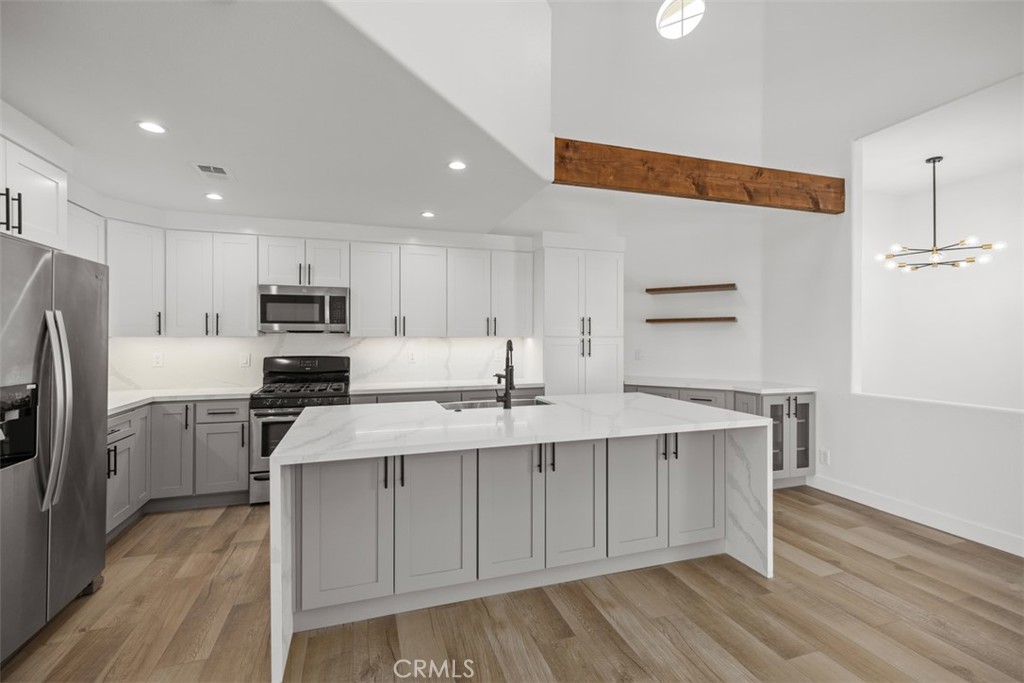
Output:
[[646, 283, 737, 295], [646, 317, 738, 324]]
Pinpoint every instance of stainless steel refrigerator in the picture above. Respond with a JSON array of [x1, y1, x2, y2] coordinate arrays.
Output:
[[0, 234, 108, 662]]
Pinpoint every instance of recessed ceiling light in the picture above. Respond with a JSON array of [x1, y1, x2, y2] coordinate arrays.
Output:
[[137, 121, 166, 134], [421, 211, 435, 218], [205, 193, 223, 201], [448, 160, 467, 171]]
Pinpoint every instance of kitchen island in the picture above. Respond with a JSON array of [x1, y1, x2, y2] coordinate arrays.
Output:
[[268, 393, 773, 681]]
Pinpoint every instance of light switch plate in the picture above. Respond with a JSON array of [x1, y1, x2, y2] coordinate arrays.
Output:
[[152, 352, 163, 368], [239, 353, 251, 368], [819, 449, 830, 465]]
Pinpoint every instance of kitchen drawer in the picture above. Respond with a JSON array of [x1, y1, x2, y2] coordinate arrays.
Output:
[[635, 385, 681, 400], [460, 387, 544, 401], [376, 391, 462, 404], [195, 400, 248, 424], [679, 389, 728, 408], [107, 410, 142, 444]]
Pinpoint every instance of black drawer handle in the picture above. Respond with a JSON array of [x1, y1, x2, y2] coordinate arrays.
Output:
[[252, 474, 270, 482], [205, 409, 238, 415]]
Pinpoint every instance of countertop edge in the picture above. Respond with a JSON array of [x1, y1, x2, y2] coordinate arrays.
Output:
[[625, 376, 816, 395]]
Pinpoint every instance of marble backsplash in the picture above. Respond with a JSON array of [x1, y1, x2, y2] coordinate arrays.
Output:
[[109, 335, 542, 390]]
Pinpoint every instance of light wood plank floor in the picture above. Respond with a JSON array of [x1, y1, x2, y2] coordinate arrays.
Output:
[[3, 487, 1021, 682]]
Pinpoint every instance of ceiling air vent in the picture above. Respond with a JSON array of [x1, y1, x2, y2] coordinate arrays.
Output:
[[193, 163, 235, 181]]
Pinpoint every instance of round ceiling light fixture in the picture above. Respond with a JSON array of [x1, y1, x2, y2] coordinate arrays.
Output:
[[421, 211, 435, 218], [137, 121, 166, 134], [448, 160, 467, 171], [656, 0, 706, 39], [205, 193, 223, 201]]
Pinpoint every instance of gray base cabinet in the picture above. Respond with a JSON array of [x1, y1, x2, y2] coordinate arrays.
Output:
[[545, 439, 607, 567], [478, 444, 545, 579], [629, 385, 732, 410], [106, 407, 151, 533], [106, 434, 134, 532], [195, 422, 249, 494], [394, 450, 477, 593], [736, 392, 815, 480], [150, 403, 195, 499], [301, 459, 394, 610], [607, 431, 725, 556]]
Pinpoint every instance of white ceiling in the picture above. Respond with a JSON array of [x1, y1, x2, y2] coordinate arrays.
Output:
[[0, 1, 547, 232], [861, 76, 1023, 196]]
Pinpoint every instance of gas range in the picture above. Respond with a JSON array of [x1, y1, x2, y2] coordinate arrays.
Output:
[[249, 356, 351, 410]]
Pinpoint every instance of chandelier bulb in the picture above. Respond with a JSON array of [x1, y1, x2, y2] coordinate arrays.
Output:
[[965, 235, 980, 246], [994, 241, 1007, 250]]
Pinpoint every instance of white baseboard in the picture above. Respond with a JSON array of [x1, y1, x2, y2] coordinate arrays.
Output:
[[808, 475, 1024, 557]]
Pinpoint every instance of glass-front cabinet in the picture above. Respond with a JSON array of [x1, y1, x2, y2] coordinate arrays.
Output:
[[761, 394, 816, 480]]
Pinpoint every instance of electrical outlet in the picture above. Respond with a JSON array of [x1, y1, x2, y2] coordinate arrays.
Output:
[[239, 353, 251, 368], [634, 350, 645, 361], [819, 449, 831, 465], [408, 352, 417, 364], [152, 352, 164, 368]]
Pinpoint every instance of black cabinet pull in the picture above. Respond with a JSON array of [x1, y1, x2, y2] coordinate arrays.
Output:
[[588, 339, 592, 357], [486, 317, 490, 336], [580, 339, 585, 358], [240, 423, 245, 448], [384, 457, 389, 489], [12, 192, 22, 234], [550, 444, 556, 472], [662, 435, 668, 460], [298, 263, 303, 285], [205, 312, 210, 336], [253, 474, 270, 482], [185, 405, 189, 429], [394, 316, 398, 336], [157, 312, 162, 335], [215, 313, 220, 336], [588, 317, 592, 335], [674, 433, 679, 460], [493, 317, 497, 335], [537, 447, 543, 473], [1, 188, 9, 231], [400, 455, 405, 487], [113, 444, 119, 476], [402, 316, 406, 336], [106, 447, 113, 478], [786, 397, 791, 418], [580, 317, 585, 335], [307, 263, 312, 285]]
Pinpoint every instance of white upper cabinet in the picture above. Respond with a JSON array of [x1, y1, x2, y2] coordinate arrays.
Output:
[[305, 239, 350, 287], [447, 248, 491, 337], [448, 249, 533, 338], [165, 230, 214, 337], [212, 233, 258, 337], [258, 236, 305, 286], [1, 140, 68, 251], [490, 250, 533, 338], [583, 336, 624, 394], [107, 221, 165, 337], [399, 244, 447, 337], [585, 250, 624, 337], [350, 242, 400, 337], [66, 204, 106, 264], [543, 248, 586, 337], [258, 236, 349, 287]]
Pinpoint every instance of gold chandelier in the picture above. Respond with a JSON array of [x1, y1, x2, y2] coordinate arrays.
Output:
[[878, 156, 1006, 272]]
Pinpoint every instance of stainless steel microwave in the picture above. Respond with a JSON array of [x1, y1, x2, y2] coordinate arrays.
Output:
[[257, 285, 349, 333]]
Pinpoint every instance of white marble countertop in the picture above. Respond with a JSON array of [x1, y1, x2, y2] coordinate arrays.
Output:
[[108, 387, 256, 414], [270, 392, 771, 466], [625, 376, 815, 395]]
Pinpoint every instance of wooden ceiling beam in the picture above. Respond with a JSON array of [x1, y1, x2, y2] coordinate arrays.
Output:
[[553, 138, 845, 214]]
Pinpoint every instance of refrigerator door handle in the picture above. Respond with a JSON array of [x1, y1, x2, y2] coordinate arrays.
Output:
[[40, 311, 67, 512], [50, 311, 74, 508]]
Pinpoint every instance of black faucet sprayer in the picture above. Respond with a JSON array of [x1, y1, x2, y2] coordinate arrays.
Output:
[[495, 339, 515, 409]]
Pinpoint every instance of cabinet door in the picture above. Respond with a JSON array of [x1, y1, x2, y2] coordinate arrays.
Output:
[[130, 409, 151, 508], [165, 230, 214, 337], [584, 337, 624, 394], [607, 435, 668, 557], [301, 459, 394, 609], [762, 396, 789, 479], [150, 403, 195, 499], [679, 389, 728, 409], [543, 337, 585, 395], [478, 445, 545, 579], [446, 248, 491, 337], [668, 431, 725, 546], [636, 386, 680, 400], [584, 251, 624, 337], [257, 236, 305, 285], [545, 440, 606, 567], [195, 422, 248, 495], [394, 450, 476, 593], [543, 248, 585, 337], [212, 233, 258, 337], [3, 142, 67, 250], [791, 394, 816, 477], [107, 221, 164, 337], [400, 245, 447, 337], [733, 392, 759, 415], [106, 437, 133, 533], [350, 242, 400, 337], [66, 204, 105, 264], [306, 239, 350, 287], [490, 251, 533, 337]]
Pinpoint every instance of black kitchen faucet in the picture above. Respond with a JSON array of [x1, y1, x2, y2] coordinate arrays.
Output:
[[494, 339, 515, 409]]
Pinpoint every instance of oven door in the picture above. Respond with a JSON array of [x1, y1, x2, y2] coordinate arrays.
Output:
[[258, 285, 348, 333], [249, 408, 302, 473]]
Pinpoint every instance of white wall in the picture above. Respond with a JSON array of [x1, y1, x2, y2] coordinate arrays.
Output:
[[109, 336, 541, 390], [860, 168, 1024, 410]]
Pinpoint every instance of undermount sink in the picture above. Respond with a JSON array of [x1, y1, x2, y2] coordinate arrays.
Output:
[[439, 398, 550, 411]]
